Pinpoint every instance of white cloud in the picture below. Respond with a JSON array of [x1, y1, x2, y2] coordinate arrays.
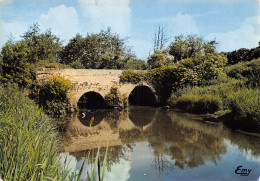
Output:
[[206, 16, 260, 52], [129, 39, 153, 59], [39, 4, 81, 43], [104, 154, 131, 181], [0, 20, 28, 46], [157, 0, 253, 2], [78, 0, 131, 35], [148, 12, 200, 36], [0, 4, 81, 47]]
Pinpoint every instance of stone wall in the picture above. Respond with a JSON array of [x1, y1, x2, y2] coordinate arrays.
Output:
[[37, 69, 156, 107]]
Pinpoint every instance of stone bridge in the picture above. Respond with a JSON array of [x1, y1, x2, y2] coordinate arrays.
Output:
[[37, 69, 158, 108]]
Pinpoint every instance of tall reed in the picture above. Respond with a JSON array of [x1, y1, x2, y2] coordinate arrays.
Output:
[[0, 85, 106, 180]]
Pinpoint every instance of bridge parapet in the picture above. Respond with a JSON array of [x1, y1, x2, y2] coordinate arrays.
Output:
[[37, 69, 156, 107]]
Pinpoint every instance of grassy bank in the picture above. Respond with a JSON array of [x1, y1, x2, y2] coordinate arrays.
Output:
[[0, 85, 105, 180], [168, 83, 260, 132]]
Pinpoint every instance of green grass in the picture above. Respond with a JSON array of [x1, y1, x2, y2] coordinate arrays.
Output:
[[168, 83, 260, 132], [0, 85, 106, 180], [224, 88, 260, 131]]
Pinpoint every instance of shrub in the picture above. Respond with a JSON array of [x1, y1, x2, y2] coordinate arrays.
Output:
[[105, 85, 127, 108], [37, 74, 71, 115], [169, 92, 223, 114], [224, 88, 260, 131], [224, 58, 260, 87], [70, 60, 85, 69], [36, 60, 71, 69], [119, 70, 145, 84]]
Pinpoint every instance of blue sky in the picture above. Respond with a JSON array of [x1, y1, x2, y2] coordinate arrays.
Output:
[[0, 0, 260, 59]]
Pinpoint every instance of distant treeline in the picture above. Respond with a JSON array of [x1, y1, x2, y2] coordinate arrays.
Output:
[[224, 43, 260, 65]]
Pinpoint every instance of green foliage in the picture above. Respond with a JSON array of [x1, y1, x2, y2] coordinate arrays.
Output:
[[60, 28, 133, 69], [145, 65, 182, 103], [0, 40, 37, 87], [0, 85, 108, 180], [105, 86, 127, 108], [70, 60, 85, 69], [0, 85, 59, 180], [119, 70, 145, 84], [224, 88, 260, 132], [168, 93, 223, 114], [124, 59, 147, 70], [224, 43, 260, 65], [167, 79, 260, 132], [147, 49, 167, 69], [168, 35, 217, 62], [36, 60, 71, 69], [170, 79, 244, 109], [224, 48, 250, 65], [224, 58, 260, 87], [0, 24, 65, 88], [179, 52, 228, 85], [120, 53, 228, 104], [22, 23, 62, 63], [37, 74, 71, 115]]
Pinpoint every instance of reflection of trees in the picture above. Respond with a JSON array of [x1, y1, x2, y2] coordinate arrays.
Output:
[[119, 129, 144, 143], [152, 153, 174, 178], [69, 145, 132, 172], [60, 107, 260, 180], [104, 110, 121, 129], [145, 109, 226, 172], [226, 132, 260, 157]]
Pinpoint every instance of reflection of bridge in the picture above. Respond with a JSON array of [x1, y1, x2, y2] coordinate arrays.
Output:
[[37, 69, 158, 108], [59, 108, 158, 152]]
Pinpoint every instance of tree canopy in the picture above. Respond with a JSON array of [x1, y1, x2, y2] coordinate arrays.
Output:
[[0, 23, 63, 87], [224, 43, 260, 65], [168, 35, 217, 62], [60, 28, 139, 69]]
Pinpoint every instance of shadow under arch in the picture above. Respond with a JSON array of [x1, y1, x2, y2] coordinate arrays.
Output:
[[128, 85, 157, 106], [77, 91, 105, 109]]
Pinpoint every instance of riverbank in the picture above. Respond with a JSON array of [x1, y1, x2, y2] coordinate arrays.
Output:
[[0, 85, 104, 180]]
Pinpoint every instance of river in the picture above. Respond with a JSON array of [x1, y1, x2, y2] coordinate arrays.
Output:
[[58, 106, 260, 181]]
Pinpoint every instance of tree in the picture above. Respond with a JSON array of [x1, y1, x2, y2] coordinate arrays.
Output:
[[124, 59, 147, 70], [153, 25, 169, 52], [148, 50, 167, 69], [224, 43, 260, 65], [168, 35, 217, 62], [147, 50, 174, 69], [59, 34, 85, 65], [0, 24, 63, 87], [60, 28, 133, 69], [0, 40, 36, 87], [224, 48, 250, 65], [22, 23, 62, 63]]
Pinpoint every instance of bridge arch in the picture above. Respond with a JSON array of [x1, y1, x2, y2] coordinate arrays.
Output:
[[77, 91, 106, 109], [128, 84, 158, 106]]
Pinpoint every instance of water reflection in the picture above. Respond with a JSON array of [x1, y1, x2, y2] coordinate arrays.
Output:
[[78, 109, 106, 127], [59, 107, 260, 180], [128, 106, 157, 127]]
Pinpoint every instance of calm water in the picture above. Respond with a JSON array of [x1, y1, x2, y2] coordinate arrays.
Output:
[[59, 106, 260, 181]]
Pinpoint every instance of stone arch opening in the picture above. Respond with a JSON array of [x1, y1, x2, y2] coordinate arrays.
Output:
[[77, 91, 105, 109], [128, 85, 157, 106]]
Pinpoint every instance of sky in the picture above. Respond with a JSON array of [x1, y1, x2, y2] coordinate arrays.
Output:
[[0, 0, 260, 59]]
